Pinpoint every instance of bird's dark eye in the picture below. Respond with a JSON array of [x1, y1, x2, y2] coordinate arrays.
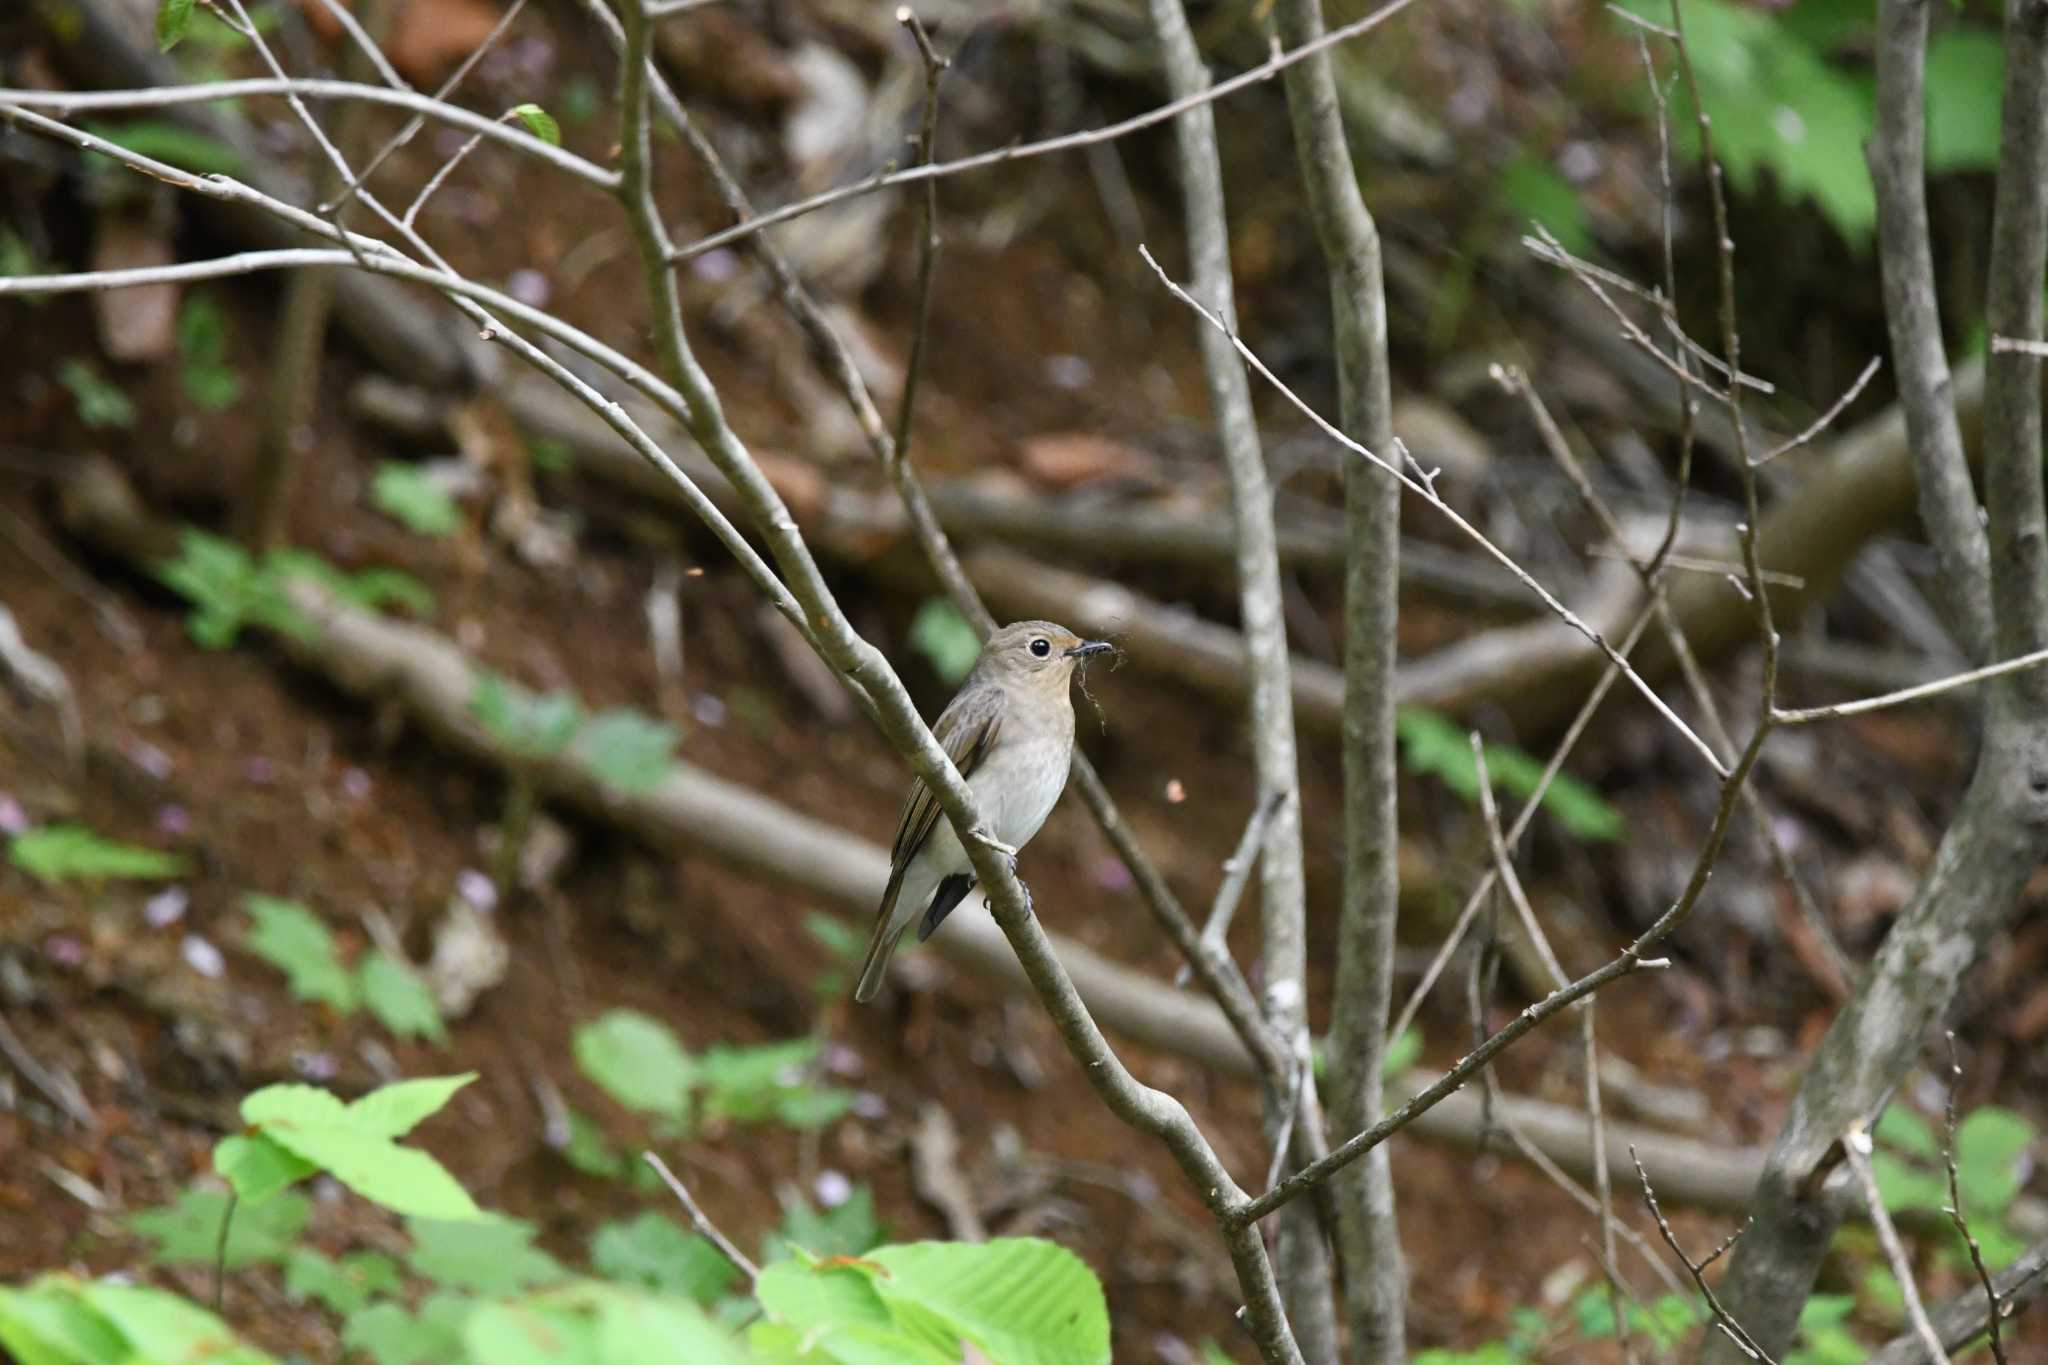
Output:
[[1030, 638, 1051, 658]]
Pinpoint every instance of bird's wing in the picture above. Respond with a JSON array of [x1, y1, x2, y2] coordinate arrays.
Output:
[[888, 683, 1005, 875]]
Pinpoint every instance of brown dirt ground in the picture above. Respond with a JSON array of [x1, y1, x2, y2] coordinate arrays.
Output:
[[3, 3, 2046, 1362]]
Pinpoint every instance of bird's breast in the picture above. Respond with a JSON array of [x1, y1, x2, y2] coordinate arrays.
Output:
[[969, 733, 1074, 848]]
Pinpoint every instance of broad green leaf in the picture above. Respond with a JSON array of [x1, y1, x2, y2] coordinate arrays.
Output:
[[574, 1010, 694, 1121], [594, 1290, 755, 1365], [283, 1248, 402, 1316], [579, 709, 678, 793], [462, 1299, 601, 1365], [908, 599, 981, 684], [0, 1278, 130, 1365], [590, 1213, 740, 1304], [359, 952, 449, 1044], [76, 1281, 278, 1363], [1954, 1106, 2035, 1214], [157, 0, 197, 51], [346, 1074, 475, 1139], [244, 895, 358, 1010], [344, 1293, 476, 1365], [868, 1238, 1111, 1365], [1874, 1105, 1939, 1159], [1870, 1151, 1948, 1215], [755, 1257, 894, 1336], [127, 1183, 308, 1268], [8, 824, 186, 885], [697, 1039, 852, 1129], [262, 1127, 481, 1220], [1926, 31, 2005, 173], [239, 1078, 482, 1220], [371, 462, 462, 537], [512, 104, 561, 147], [408, 1217, 569, 1294], [214, 1133, 318, 1203]]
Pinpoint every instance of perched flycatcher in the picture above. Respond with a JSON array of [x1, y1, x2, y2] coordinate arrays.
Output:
[[853, 620, 1112, 1002]]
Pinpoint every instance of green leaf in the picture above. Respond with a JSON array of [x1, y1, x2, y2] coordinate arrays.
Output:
[[176, 294, 243, 412], [371, 462, 462, 537], [765, 1186, 884, 1264], [462, 1299, 601, 1365], [346, 1074, 475, 1138], [1926, 30, 2005, 173], [283, 1247, 402, 1316], [574, 1009, 694, 1121], [0, 1277, 132, 1365], [359, 950, 449, 1044], [1495, 152, 1592, 257], [472, 673, 585, 757], [1953, 1106, 2035, 1214], [696, 1039, 853, 1129], [345, 1293, 477, 1365], [56, 359, 137, 431], [8, 823, 186, 885], [1380, 1025, 1423, 1079], [215, 1132, 318, 1203], [756, 1256, 896, 1334], [407, 1217, 569, 1294], [76, 1281, 278, 1364], [243, 894, 359, 1011], [238, 1077, 483, 1220], [593, 1289, 756, 1365], [81, 120, 244, 176], [579, 708, 679, 793], [1870, 1151, 1948, 1215], [908, 599, 981, 685], [558, 1107, 629, 1180], [590, 1213, 741, 1304], [512, 103, 561, 147], [1874, 1105, 1940, 1158], [867, 1238, 1112, 1365], [128, 1183, 309, 1268], [1611, 0, 1876, 241], [1395, 709, 1623, 842], [157, 0, 197, 51]]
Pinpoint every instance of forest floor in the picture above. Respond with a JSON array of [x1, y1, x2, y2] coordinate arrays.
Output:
[[3, 1, 2046, 1361]]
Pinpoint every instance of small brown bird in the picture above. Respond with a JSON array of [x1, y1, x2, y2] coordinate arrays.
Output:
[[853, 620, 1112, 1003]]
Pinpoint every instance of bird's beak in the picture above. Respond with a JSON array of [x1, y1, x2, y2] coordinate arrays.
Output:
[[1065, 640, 1113, 659]]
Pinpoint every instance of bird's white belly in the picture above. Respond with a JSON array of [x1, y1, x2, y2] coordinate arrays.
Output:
[[924, 734, 1072, 876]]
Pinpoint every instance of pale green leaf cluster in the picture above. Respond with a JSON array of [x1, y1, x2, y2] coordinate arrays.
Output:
[[156, 529, 433, 650], [242, 895, 446, 1042], [470, 673, 678, 791], [572, 1012, 853, 1134], [1395, 708, 1623, 842]]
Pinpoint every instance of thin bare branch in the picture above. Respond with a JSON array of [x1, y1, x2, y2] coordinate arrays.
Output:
[[1843, 1125, 1951, 1364], [1941, 1037, 2008, 1365], [1142, 245, 1727, 775], [1632, 1150, 1777, 1363], [665, 0, 1425, 263], [1756, 356, 1883, 466], [1771, 644, 2048, 724], [643, 1152, 761, 1281], [0, 78, 613, 188]]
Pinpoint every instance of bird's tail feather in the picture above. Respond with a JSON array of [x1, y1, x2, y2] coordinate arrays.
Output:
[[854, 868, 913, 1004], [853, 917, 910, 1003]]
